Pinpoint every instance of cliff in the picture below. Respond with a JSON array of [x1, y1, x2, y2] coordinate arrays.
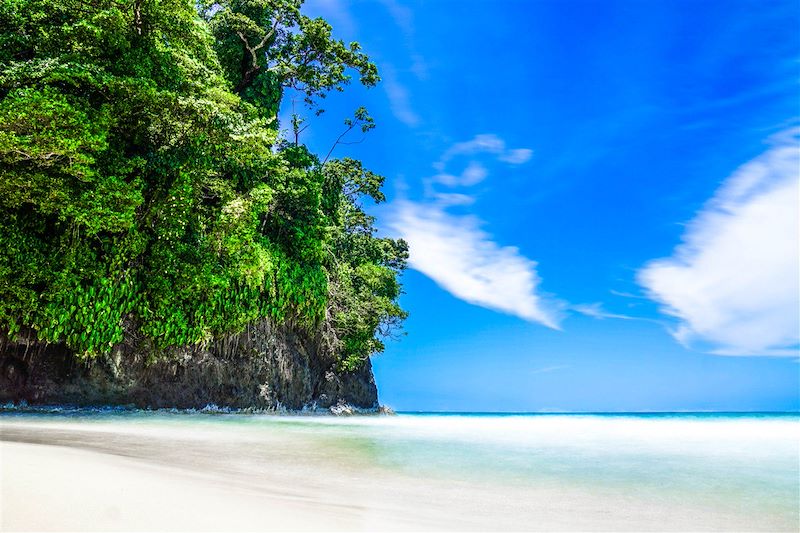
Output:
[[0, 319, 378, 412]]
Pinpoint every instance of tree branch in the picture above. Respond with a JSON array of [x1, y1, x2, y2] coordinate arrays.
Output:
[[236, 31, 258, 69], [235, 14, 284, 92], [322, 122, 356, 165]]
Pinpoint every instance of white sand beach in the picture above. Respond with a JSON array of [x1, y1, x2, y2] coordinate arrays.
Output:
[[1, 414, 797, 531], [3, 441, 360, 532]]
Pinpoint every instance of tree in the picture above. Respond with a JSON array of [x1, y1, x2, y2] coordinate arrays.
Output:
[[320, 158, 408, 370], [201, 0, 379, 116], [0, 0, 405, 368]]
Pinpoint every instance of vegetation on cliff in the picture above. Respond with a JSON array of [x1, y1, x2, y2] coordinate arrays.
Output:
[[0, 0, 407, 371]]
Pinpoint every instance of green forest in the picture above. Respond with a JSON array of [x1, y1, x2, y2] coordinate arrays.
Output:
[[0, 0, 407, 371]]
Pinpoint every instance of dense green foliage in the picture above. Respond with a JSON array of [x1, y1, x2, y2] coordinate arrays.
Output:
[[0, 0, 406, 370]]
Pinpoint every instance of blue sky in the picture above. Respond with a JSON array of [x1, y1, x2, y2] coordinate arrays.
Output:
[[292, 0, 799, 411]]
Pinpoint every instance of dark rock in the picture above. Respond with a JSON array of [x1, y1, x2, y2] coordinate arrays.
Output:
[[0, 319, 378, 410]]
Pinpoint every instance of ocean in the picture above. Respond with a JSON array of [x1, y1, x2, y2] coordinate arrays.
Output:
[[1, 410, 798, 530]]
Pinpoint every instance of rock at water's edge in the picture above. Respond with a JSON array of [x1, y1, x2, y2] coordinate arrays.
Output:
[[0, 319, 378, 410]]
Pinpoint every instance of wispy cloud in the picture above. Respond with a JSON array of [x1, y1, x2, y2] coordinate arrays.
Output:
[[609, 289, 649, 300], [409, 54, 428, 80], [530, 364, 570, 375], [500, 148, 534, 165], [460, 161, 488, 185], [431, 192, 475, 207], [432, 161, 488, 187], [572, 303, 636, 321], [436, 134, 533, 170], [638, 129, 800, 356], [385, 134, 558, 327], [387, 200, 563, 328], [379, 0, 428, 80], [427, 135, 533, 199], [382, 63, 420, 127], [379, 0, 413, 36], [308, 0, 356, 37]]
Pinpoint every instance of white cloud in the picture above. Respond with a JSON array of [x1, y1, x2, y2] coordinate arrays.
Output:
[[382, 64, 420, 127], [437, 134, 533, 169], [461, 161, 488, 185], [638, 129, 800, 356], [433, 161, 487, 187], [386, 200, 562, 328], [500, 148, 534, 165], [439, 134, 505, 164], [431, 192, 475, 207], [387, 133, 556, 326]]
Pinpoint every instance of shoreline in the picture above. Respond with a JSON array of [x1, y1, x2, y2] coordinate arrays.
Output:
[[2, 413, 797, 532], [0, 401, 395, 417], [4, 403, 797, 417]]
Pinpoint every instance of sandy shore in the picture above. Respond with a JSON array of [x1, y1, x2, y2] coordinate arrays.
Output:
[[2, 416, 796, 532], [2, 441, 367, 532]]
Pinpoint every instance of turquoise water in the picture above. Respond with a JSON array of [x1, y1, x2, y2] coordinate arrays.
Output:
[[2, 410, 798, 530]]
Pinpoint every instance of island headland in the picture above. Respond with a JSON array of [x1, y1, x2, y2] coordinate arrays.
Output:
[[0, 0, 405, 412]]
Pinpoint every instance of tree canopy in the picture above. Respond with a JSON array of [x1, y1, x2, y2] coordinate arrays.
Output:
[[0, 0, 406, 370]]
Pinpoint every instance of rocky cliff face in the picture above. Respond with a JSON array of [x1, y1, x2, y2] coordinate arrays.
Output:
[[0, 319, 378, 411]]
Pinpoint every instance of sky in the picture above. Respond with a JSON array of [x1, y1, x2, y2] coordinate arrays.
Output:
[[291, 0, 799, 412]]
